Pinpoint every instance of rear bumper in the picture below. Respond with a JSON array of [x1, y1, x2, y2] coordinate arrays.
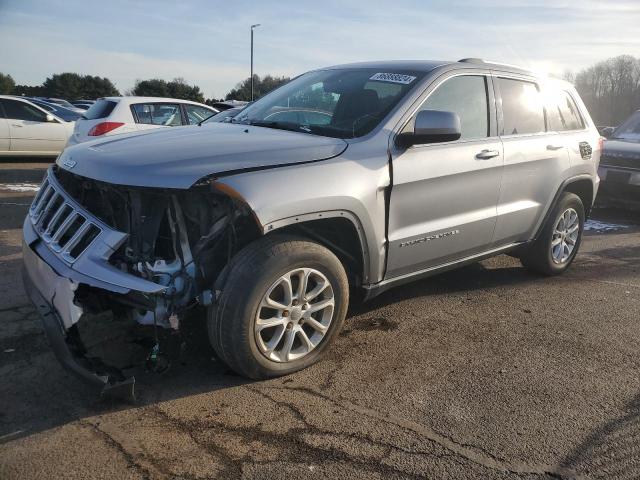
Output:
[[598, 166, 640, 203], [599, 165, 640, 187]]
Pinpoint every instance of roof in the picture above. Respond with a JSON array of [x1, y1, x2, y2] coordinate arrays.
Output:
[[322, 59, 536, 76], [100, 96, 214, 107]]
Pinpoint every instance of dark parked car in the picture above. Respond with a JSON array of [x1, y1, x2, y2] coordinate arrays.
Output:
[[599, 110, 640, 201], [27, 98, 82, 122], [209, 100, 248, 111], [204, 106, 245, 123]]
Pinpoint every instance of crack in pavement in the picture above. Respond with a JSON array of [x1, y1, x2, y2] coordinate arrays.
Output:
[[141, 399, 430, 480], [259, 384, 583, 480], [80, 419, 154, 480]]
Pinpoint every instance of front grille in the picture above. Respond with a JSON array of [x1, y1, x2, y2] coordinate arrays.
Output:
[[29, 175, 103, 263]]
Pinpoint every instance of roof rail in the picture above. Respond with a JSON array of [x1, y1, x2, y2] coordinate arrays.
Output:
[[458, 58, 484, 64]]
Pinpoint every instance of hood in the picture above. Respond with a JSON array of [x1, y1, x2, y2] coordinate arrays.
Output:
[[57, 123, 348, 188]]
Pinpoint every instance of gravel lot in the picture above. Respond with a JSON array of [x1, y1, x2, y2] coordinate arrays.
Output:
[[1, 160, 639, 480]]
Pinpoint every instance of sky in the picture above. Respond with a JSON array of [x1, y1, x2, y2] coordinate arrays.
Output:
[[0, 0, 639, 99]]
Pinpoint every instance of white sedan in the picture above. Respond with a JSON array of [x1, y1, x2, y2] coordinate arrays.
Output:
[[0, 95, 75, 156], [67, 96, 219, 145]]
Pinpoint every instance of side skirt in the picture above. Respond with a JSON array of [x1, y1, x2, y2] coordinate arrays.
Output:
[[362, 242, 523, 301]]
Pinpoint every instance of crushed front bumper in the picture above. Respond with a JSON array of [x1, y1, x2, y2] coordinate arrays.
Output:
[[22, 168, 170, 398], [22, 229, 136, 398]]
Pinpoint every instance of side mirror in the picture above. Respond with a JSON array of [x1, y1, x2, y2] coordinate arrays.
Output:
[[46, 114, 56, 123], [397, 110, 461, 147], [600, 126, 614, 139]]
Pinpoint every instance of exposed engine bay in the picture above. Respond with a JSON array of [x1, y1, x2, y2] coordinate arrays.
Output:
[[50, 166, 260, 393], [55, 166, 260, 325]]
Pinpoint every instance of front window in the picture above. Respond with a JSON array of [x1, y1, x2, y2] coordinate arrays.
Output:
[[612, 111, 640, 141], [415, 75, 489, 140], [234, 68, 425, 138], [0, 99, 48, 122]]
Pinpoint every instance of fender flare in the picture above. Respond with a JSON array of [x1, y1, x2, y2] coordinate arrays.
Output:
[[263, 210, 372, 283], [532, 174, 594, 242]]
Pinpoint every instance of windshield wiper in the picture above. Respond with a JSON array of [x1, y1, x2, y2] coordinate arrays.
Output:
[[248, 120, 309, 133]]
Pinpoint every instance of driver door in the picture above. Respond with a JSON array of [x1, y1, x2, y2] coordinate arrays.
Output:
[[0, 99, 67, 153], [386, 74, 504, 279]]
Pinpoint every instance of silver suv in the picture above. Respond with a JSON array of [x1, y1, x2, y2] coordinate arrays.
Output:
[[23, 59, 601, 393]]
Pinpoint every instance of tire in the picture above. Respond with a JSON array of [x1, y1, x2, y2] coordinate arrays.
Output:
[[208, 234, 349, 379], [520, 192, 585, 275]]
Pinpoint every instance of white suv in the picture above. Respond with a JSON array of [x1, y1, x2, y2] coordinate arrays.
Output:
[[67, 96, 218, 145]]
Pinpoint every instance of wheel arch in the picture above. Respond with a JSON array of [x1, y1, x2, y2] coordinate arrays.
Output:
[[533, 174, 594, 242], [263, 211, 370, 289]]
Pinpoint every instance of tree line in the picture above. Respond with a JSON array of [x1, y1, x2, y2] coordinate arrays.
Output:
[[0, 71, 289, 105], [1, 55, 638, 125], [565, 55, 640, 126]]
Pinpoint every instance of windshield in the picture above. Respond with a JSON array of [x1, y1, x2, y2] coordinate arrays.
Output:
[[612, 111, 640, 141], [233, 68, 425, 138]]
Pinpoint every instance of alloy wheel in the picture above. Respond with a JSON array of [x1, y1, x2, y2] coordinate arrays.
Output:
[[551, 208, 580, 264], [254, 268, 335, 362]]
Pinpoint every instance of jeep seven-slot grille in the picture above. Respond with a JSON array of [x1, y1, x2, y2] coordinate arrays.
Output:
[[29, 177, 102, 263]]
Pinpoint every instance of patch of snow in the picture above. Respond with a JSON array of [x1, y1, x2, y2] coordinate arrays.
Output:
[[584, 219, 629, 232], [0, 183, 40, 192]]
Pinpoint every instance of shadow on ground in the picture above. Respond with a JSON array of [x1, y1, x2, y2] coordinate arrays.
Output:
[[3, 238, 640, 447]]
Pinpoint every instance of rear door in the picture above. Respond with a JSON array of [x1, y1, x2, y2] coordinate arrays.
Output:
[[492, 76, 570, 244], [543, 86, 596, 169], [386, 73, 503, 279], [0, 98, 67, 153]]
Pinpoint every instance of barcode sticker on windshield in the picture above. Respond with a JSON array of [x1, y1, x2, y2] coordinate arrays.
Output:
[[369, 72, 417, 85]]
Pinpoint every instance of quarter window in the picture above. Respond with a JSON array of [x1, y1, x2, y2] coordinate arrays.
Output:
[[498, 78, 545, 135], [544, 88, 584, 132], [418, 75, 489, 140], [132, 103, 183, 126], [0, 99, 48, 122], [557, 91, 583, 130], [185, 105, 215, 125]]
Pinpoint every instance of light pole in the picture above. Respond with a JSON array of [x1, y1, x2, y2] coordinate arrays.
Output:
[[250, 24, 261, 101]]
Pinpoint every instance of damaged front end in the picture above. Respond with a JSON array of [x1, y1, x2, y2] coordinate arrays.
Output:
[[22, 165, 259, 398]]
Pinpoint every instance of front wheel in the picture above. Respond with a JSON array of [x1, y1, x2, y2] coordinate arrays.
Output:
[[520, 192, 585, 275], [208, 235, 349, 379]]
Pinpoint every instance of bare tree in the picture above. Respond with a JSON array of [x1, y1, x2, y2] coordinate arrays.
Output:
[[571, 55, 640, 126]]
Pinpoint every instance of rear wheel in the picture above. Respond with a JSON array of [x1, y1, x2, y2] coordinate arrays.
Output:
[[520, 192, 585, 275], [208, 235, 349, 379]]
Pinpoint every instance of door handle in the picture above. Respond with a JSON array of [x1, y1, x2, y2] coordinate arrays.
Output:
[[11, 123, 23, 128], [546, 144, 564, 151], [475, 149, 499, 160]]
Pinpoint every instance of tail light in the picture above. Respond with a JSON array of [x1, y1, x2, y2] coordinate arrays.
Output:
[[598, 136, 605, 151], [88, 122, 124, 136]]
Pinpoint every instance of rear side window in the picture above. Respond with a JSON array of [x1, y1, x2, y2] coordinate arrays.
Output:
[[498, 78, 545, 135], [83, 100, 117, 120], [544, 89, 584, 131], [184, 105, 215, 125], [418, 75, 489, 140], [557, 91, 583, 130], [1, 99, 48, 122], [132, 103, 183, 126]]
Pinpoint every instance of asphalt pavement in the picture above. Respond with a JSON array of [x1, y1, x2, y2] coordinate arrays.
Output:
[[0, 159, 639, 480]]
